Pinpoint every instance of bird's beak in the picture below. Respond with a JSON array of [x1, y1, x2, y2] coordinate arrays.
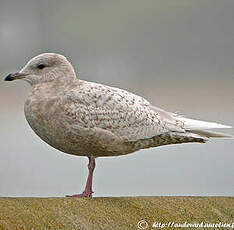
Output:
[[4, 72, 28, 81]]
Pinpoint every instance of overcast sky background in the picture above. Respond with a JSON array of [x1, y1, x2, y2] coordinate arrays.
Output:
[[0, 0, 233, 197]]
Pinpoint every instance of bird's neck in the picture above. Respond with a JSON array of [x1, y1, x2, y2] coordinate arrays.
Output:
[[29, 77, 79, 98]]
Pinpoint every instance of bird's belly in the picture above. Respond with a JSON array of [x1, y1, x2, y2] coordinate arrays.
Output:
[[24, 102, 136, 157]]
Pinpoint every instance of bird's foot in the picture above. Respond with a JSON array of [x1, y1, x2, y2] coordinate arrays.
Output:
[[66, 191, 93, 198]]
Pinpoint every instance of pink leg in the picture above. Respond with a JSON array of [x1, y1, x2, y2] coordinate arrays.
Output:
[[66, 156, 96, 198]]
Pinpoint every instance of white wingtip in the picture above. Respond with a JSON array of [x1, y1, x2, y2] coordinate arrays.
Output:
[[179, 117, 232, 130], [189, 130, 233, 139]]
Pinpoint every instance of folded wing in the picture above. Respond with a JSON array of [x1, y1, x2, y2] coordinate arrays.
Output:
[[61, 81, 185, 141]]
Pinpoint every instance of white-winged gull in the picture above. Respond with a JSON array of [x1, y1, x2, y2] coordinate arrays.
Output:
[[4, 53, 232, 197]]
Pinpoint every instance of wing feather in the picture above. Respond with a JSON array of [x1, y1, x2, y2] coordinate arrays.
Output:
[[61, 80, 184, 141]]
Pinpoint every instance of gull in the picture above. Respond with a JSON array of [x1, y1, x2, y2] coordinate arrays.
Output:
[[4, 53, 232, 197]]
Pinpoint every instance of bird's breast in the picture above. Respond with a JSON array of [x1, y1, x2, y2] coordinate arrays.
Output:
[[24, 95, 62, 144]]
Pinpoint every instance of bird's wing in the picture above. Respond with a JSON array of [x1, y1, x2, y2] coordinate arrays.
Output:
[[61, 80, 185, 141]]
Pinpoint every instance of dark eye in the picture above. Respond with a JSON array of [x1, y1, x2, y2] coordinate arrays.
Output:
[[37, 64, 46, 69]]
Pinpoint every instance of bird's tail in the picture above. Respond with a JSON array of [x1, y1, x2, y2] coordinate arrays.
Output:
[[151, 106, 232, 140], [178, 117, 233, 139]]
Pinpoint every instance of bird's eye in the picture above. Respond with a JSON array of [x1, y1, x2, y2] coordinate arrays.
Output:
[[37, 64, 46, 70]]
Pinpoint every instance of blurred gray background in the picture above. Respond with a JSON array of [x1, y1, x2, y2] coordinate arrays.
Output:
[[0, 0, 233, 197]]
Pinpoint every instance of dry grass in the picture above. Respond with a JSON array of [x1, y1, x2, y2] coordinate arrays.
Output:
[[0, 196, 233, 230]]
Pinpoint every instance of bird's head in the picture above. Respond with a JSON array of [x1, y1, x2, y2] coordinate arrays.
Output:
[[4, 53, 76, 85]]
